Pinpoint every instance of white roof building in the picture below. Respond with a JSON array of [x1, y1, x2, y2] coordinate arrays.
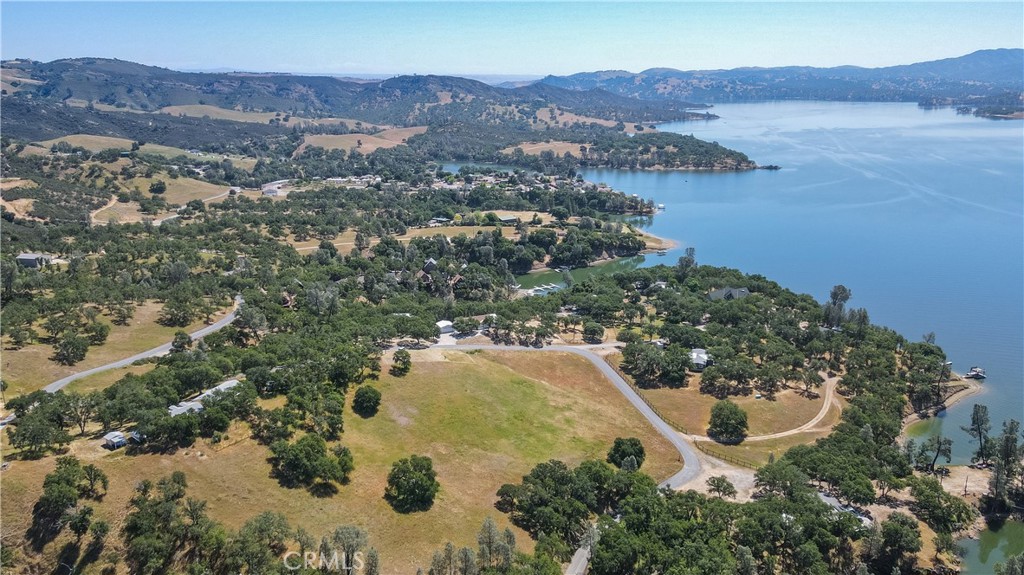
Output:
[[197, 379, 240, 402], [690, 348, 711, 370], [103, 431, 127, 448], [168, 401, 204, 417]]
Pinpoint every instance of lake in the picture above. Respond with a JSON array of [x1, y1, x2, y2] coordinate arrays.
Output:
[[454, 101, 1024, 571], [583, 101, 1023, 463], [587, 101, 1022, 573]]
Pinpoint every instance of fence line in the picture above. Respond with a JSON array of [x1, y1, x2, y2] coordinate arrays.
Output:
[[608, 361, 689, 435], [694, 442, 761, 470]]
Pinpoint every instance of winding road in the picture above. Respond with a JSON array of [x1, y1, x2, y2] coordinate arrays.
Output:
[[436, 341, 842, 575], [43, 295, 243, 393], [36, 324, 832, 575], [436, 343, 704, 489], [437, 342, 703, 575], [687, 375, 840, 443]]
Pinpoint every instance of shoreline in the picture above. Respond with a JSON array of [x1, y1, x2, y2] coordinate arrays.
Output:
[[635, 227, 680, 252], [900, 377, 986, 433], [521, 224, 679, 276]]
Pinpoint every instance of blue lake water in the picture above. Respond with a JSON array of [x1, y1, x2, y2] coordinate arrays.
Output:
[[581, 101, 1022, 573], [455, 101, 1024, 571], [581, 102, 1023, 464]]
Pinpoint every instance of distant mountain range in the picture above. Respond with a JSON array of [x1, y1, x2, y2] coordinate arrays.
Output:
[[537, 49, 1024, 104], [2, 50, 1020, 148], [0, 58, 705, 128]]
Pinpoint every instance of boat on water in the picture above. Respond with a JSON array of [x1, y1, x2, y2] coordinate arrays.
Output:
[[657, 204, 666, 210], [964, 366, 987, 379], [656, 250, 668, 255]]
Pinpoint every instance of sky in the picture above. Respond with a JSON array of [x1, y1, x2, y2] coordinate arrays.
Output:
[[1, 2, 1022, 77]]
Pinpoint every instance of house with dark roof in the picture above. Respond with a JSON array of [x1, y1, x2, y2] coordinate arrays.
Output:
[[708, 287, 751, 301], [16, 253, 53, 268]]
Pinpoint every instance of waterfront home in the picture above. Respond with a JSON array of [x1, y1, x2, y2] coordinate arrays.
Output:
[[708, 287, 751, 301]]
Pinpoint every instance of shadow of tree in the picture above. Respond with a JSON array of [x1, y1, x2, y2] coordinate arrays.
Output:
[[308, 482, 338, 498], [51, 541, 80, 575]]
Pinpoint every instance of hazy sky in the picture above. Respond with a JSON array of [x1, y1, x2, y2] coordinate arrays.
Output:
[[2, 2, 1022, 76]]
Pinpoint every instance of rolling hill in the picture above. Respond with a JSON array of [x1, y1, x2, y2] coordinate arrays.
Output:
[[538, 49, 1024, 104], [0, 58, 710, 129]]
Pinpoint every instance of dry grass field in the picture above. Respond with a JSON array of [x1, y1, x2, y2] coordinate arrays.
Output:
[[62, 364, 157, 395], [30, 134, 256, 171], [90, 199, 154, 224], [0, 349, 683, 574], [138, 143, 259, 171], [0, 180, 41, 220], [124, 174, 228, 205], [502, 141, 584, 157], [0, 67, 44, 93], [159, 105, 388, 131], [90, 173, 238, 223], [532, 106, 655, 134], [159, 104, 282, 123], [0, 301, 226, 396], [38, 135, 135, 152], [298, 126, 427, 156], [695, 400, 844, 467], [373, 126, 428, 143], [606, 353, 828, 436]]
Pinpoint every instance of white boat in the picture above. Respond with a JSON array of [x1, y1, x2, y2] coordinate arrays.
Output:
[[657, 203, 665, 210], [964, 367, 987, 379]]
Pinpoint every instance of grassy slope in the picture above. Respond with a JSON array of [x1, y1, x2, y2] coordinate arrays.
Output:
[[298, 127, 426, 155], [698, 401, 844, 466], [1, 301, 226, 396], [0, 349, 680, 574], [606, 353, 827, 436]]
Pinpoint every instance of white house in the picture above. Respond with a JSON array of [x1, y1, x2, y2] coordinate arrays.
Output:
[[197, 379, 240, 402], [690, 348, 712, 371], [168, 401, 204, 417], [103, 431, 127, 449], [436, 320, 454, 334]]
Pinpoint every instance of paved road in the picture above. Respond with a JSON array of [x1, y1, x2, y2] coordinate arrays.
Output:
[[43, 295, 243, 393], [435, 344, 703, 489], [437, 343, 704, 575], [565, 545, 589, 575]]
